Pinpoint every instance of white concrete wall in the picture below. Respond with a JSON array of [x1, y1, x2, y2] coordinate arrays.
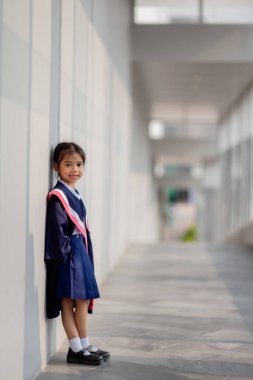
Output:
[[0, 1, 52, 379], [129, 72, 159, 242], [0, 1, 158, 379]]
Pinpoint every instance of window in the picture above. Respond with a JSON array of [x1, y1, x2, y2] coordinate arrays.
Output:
[[134, 0, 253, 24]]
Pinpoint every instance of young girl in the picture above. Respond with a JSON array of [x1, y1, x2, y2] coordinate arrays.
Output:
[[45, 142, 110, 365]]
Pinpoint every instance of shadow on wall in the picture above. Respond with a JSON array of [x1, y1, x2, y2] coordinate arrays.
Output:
[[46, 318, 57, 363], [23, 234, 41, 380]]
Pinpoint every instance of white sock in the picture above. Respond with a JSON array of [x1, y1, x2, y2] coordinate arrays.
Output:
[[69, 337, 83, 353], [80, 337, 99, 354], [89, 345, 98, 352], [80, 337, 92, 355], [80, 336, 90, 348]]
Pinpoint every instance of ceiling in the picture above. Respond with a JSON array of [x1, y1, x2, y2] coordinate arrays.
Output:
[[131, 22, 253, 185], [134, 62, 253, 124]]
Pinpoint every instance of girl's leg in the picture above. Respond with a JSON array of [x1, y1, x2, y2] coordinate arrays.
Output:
[[74, 299, 89, 338], [61, 297, 79, 339], [73, 299, 110, 361], [61, 298, 103, 363]]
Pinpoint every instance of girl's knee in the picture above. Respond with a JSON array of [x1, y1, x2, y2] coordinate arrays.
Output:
[[61, 297, 74, 309], [75, 299, 89, 310]]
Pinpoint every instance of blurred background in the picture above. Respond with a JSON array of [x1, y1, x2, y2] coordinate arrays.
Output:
[[1, 1, 253, 378], [135, 0, 253, 245]]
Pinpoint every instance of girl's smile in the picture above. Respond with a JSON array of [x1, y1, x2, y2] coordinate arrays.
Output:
[[55, 152, 84, 188]]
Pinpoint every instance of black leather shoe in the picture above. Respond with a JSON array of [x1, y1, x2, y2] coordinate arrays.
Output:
[[67, 348, 103, 365], [88, 346, 110, 361]]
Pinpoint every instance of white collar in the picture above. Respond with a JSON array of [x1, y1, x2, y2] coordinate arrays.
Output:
[[59, 180, 81, 200]]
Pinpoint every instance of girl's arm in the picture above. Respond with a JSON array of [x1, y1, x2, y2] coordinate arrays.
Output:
[[45, 196, 73, 262]]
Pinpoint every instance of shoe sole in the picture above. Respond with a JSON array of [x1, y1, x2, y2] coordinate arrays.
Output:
[[67, 357, 103, 366]]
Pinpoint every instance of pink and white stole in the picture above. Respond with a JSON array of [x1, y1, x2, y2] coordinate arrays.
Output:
[[48, 188, 89, 251]]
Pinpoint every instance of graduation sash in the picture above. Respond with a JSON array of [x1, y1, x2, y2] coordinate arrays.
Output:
[[48, 188, 89, 251]]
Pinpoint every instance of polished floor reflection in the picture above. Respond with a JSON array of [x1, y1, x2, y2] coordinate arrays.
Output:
[[36, 242, 253, 380]]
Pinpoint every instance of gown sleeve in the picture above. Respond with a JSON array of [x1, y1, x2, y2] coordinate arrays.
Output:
[[81, 200, 95, 268], [44, 195, 73, 263]]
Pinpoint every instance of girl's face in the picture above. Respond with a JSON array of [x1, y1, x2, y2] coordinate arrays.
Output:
[[54, 152, 84, 188]]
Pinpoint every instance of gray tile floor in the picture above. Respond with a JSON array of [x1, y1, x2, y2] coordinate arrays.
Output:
[[36, 242, 253, 380]]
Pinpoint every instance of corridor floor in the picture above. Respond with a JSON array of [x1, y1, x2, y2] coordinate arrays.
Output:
[[36, 243, 253, 380]]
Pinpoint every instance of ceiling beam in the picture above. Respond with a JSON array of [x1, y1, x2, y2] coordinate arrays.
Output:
[[132, 24, 253, 63], [152, 138, 216, 159], [155, 176, 201, 188]]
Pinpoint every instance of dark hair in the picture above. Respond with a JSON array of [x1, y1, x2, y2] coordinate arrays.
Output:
[[53, 142, 86, 165]]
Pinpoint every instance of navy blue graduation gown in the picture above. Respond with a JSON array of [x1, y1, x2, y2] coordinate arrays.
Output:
[[44, 181, 99, 319]]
